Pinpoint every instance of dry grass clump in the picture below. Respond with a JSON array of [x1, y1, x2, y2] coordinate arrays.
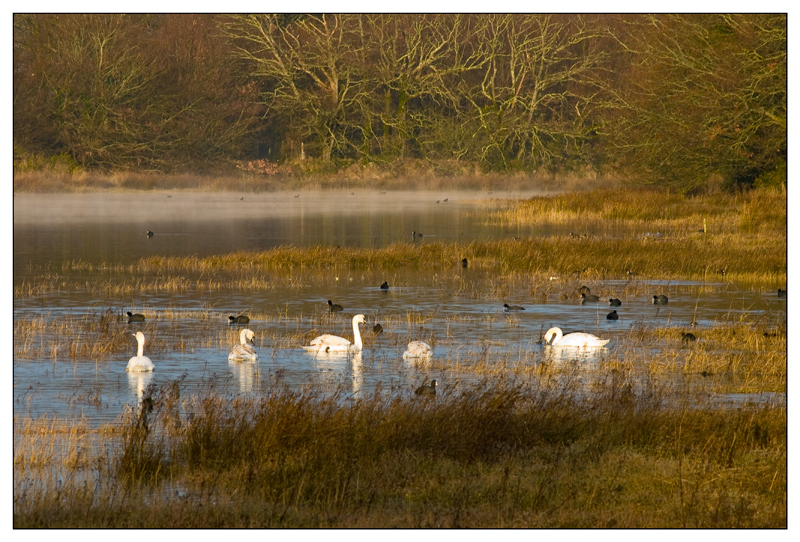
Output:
[[489, 188, 786, 236], [14, 378, 786, 528]]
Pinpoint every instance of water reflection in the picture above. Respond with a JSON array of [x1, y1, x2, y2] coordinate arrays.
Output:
[[542, 345, 608, 364], [228, 359, 257, 393], [127, 370, 154, 404]]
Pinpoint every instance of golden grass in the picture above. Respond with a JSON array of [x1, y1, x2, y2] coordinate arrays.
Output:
[[14, 377, 786, 528], [488, 188, 787, 236]]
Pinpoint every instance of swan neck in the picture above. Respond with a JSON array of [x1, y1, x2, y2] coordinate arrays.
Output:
[[352, 317, 363, 350], [137, 336, 145, 357]]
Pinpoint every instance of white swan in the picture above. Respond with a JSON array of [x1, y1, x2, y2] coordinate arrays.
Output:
[[303, 314, 366, 353], [403, 341, 433, 360], [127, 331, 154, 372], [228, 328, 258, 361], [544, 327, 609, 348]]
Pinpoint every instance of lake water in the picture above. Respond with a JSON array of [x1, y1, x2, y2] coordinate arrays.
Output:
[[13, 191, 786, 425]]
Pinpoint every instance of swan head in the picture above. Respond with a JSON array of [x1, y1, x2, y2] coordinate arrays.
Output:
[[353, 314, 367, 325], [543, 327, 562, 345], [132, 331, 146, 344], [240, 328, 255, 344]]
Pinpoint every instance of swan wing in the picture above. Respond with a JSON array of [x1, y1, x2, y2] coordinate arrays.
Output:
[[557, 333, 609, 347], [303, 334, 352, 352], [229, 344, 258, 361], [403, 341, 433, 358], [127, 356, 154, 372]]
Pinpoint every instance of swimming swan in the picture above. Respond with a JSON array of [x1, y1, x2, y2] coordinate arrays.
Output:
[[403, 341, 433, 360], [544, 327, 609, 348], [228, 328, 258, 361], [127, 331, 154, 372], [303, 314, 366, 353]]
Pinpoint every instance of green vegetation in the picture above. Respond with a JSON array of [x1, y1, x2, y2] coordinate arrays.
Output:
[[14, 14, 785, 192], [14, 375, 786, 528]]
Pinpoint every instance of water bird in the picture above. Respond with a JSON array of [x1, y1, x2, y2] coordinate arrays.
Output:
[[380, 281, 389, 290], [294, 194, 300, 198], [606, 310, 619, 320], [681, 332, 697, 343], [578, 286, 591, 295], [127, 311, 145, 323], [461, 258, 468, 268], [411, 231, 423, 239], [228, 328, 258, 361], [436, 200, 440, 203], [609, 298, 622, 307], [240, 197, 244, 200], [581, 293, 600, 303], [146, 230, 154, 237], [328, 300, 344, 312], [626, 270, 637, 277], [373, 323, 383, 335], [443, 198, 448, 202], [403, 341, 434, 360], [544, 327, 609, 347], [303, 314, 367, 353], [228, 315, 250, 325], [127, 332, 154, 372], [653, 295, 669, 305], [778, 288, 786, 297], [503, 303, 525, 312], [414, 380, 437, 397], [380, 191, 386, 194]]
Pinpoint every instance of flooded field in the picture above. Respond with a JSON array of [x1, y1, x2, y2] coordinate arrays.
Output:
[[13, 191, 786, 426]]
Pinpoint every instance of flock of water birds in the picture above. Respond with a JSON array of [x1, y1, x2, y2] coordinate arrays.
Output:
[[124, 267, 787, 397], [123, 281, 618, 377]]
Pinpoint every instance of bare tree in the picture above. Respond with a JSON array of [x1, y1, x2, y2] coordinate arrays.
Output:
[[604, 14, 786, 190]]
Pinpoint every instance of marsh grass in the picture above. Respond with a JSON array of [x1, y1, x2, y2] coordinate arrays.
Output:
[[489, 188, 786, 236], [14, 376, 786, 528]]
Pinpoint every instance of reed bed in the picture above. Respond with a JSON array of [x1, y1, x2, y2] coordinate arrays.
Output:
[[488, 188, 786, 235], [14, 375, 786, 528], [15, 233, 784, 303]]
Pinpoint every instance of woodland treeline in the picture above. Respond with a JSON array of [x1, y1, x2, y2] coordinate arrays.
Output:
[[13, 14, 786, 191]]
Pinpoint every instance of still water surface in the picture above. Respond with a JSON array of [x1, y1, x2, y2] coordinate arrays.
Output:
[[14, 191, 785, 425]]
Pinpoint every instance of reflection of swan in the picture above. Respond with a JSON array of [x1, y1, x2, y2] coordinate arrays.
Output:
[[229, 356, 256, 392], [403, 341, 433, 361], [544, 327, 609, 347], [328, 300, 344, 313], [127, 332, 155, 372], [351, 352, 364, 395], [303, 314, 366, 353], [229, 315, 250, 325], [127, 370, 153, 402], [228, 328, 258, 361], [127, 311, 146, 323]]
